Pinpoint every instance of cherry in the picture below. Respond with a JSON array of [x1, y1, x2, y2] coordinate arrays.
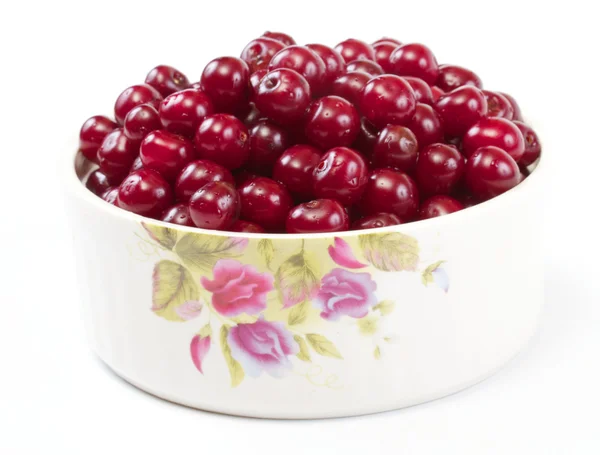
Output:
[[305, 96, 360, 150], [140, 130, 195, 181], [269, 45, 327, 95], [130, 156, 144, 172], [334, 39, 375, 63], [306, 44, 345, 92], [262, 31, 296, 46], [273, 144, 322, 200], [240, 37, 286, 73], [286, 199, 349, 233], [254, 69, 312, 126], [123, 104, 161, 141], [145, 65, 190, 97], [189, 181, 240, 230], [331, 71, 371, 105], [513, 121, 542, 166], [175, 159, 234, 202], [200, 57, 250, 113], [498, 92, 523, 121], [389, 43, 439, 85], [114, 84, 162, 125], [462, 117, 525, 162], [419, 195, 465, 219], [249, 69, 268, 100], [86, 170, 112, 196], [465, 146, 520, 199], [482, 90, 514, 120], [241, 103, 263, 127], [234, 169, 259, 187], [239, 177, 293, 231], [359, 169, 420, 220], [346, 59, 384, 77], [372, 38, 402, 46], [359, 74, 416, 128], [97, 129, 140, 181], [435, 64, 483, 92], [159, 88, 214, 137], [353, 117, 379, 157], [372, 41, 398, 73], [117, 169, 173, 218], [352, 213, 402, 230], [431, 85, 444, 102], [434, 86, 488, 137], [79, 115, 118, 162], [161, 203, 194, 226], [247, 120, 290, 174], [230, 220, 266, 233], [372, 125, 419, 172], [101, 187, 119, 206], [402, 76, 433, 104], [415, 143, 465, 195], [194, 114, 250, 170], [406, 103, 444, 149]]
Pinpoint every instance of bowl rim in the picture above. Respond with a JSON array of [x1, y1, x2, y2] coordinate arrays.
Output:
[[65, 138, 544, 239]]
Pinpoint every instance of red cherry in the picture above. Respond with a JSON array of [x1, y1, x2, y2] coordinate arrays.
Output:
[[415, 143, 465, 195], [160, 203, 194, 226], [79, 115, 118, 162], [462, 117, 525, 162], [140, 130, 196, 182], [123, 104, 161, 141], [130, 156, 144, 172], [305, 96, 360, 150], [331, 71, 371, 105], [239, 177, 293, 231], [345, 59, 384, 77], [434, 86, 488, 137], [513, 121, 542, 166], [306, 44, 345, 92], [249, 69, 268, 100], [465, 146, 520, 199], [498, 92, 523, 121], [114, 84, 162, 125], [389, 43, 439, 85], [372, 125, 419, 172], [117, 169, 173, 217], [372, 37, 402, 46], [262, 31, 296, 46], [419, 195, 465, 219], [194, 114, 250, 170], [97, 129, 140, 181], [145, 65, 190, 97], [402, 76, 433, 104], [273, 144, 322, 200], [189, 181, 240, 230], [313, 147, 369, 206], [353, 117, 379, 158], [372, 41, 398, 73], [359, 74, 417, 128], [352, 213, 402, 230], [247, 120, 290, 174], [175, 159, 234, 202], [269, 45, 327, 95], [200, 57, 250, 113], [240, 37, 286, 72], [230, 220, 266, 233], [334, 39, 375, 63], [359, 169, 420, 220], [240, 103, 264, 127], [101, 187, 119, 205], [159, 88, 214, 137], [286, 199, 349, 233], [86, 170, 112, 196], [435, 64, 483, 92], [431, 85, 444, 102], [254, 69, 312, 126], [482, 90, 514, 119], [406, 103, 444, 149]]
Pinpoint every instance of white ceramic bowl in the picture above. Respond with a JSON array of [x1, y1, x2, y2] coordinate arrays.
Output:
[[66, 145, 544, 419]]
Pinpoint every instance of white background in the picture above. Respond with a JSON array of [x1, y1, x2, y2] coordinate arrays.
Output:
[[1, 0, 599, 453]]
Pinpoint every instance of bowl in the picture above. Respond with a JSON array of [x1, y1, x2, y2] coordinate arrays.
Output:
[[65, 143, 544, 419]]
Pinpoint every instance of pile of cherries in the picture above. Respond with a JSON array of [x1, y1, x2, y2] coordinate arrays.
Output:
[[79, 32, 541, 234]]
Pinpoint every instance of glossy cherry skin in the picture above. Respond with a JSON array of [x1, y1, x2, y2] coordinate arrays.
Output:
[[174, 159, 234, 202], [346, 59, 383, 77], [435, 64, 483, 92], [123, 104, 161, 141], [101, 187, 119, 205], [130, 156, 144, 172], [249, 69, 268, 100], [406, 103, 444, 149], [419, 195, 465, 219], [513, 121, 542, 166], [247, 120, 289, 174], [334, 39, 375, 63], [465, 146, 520, 199], [352, 117, 379, 158], [286, 199, 349, 233], [306, 44, 345, 92], [200, 57, 250, 113], [189, 181, 240, 230], [359, 169, 420, 220], [434, 86, 488, 137], [79, 115, 118, 162], [239, 177, 293, 231], [415, 143, 465, 195], [305, 96, 360, 150], [117, 169, 173, 218], [86, 170, 112, 196], [145, 65, 190, 97], [372, 125, 419, 172], [498, 92, 523, 121], [254, 69, 312, 126], [372, 37, 402, 46], [462, 117, 525, 162], [402, 76, 433, 104], [331, 71, 370, 105], [140, 130, 196, 182], [230, 220, 266, 233], [241, 103, 264, 127], [269, 45, 327, 95], [389, 43, 439, 85], [372, 41, 397, 73], [194, 114, 250, 170], [482, 90, 514, 120], [160, 203, 194, 226], [431, 85, 444, 102], [352, 212, 402, 230], [114, 84, 163, 125], [240, 37, 286, 73], [273, 144, 322, 200], [359, 75, 417, 128], [97, 129, 140, 181], [159, 88, 214, 137], [262, 31, 296, 46]]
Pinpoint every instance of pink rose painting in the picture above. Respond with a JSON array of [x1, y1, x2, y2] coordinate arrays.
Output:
[[201, 259, 274, 317], [328, 237, 367, 269], [190, 334, 211, 374], [228, 319, 299, 378], [314, 268, 378, 320]]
